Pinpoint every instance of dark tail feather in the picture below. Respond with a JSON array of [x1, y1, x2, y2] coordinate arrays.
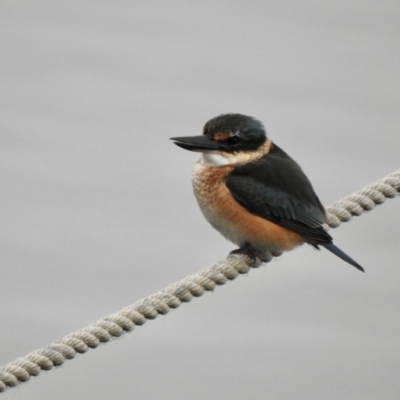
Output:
[[321, 243, 365, 273]]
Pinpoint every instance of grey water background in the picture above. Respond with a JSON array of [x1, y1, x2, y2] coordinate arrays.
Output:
[[1, 2, 400, 399]]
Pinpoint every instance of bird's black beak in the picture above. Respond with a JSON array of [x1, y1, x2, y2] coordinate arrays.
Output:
[[170, 135, 225, 152]]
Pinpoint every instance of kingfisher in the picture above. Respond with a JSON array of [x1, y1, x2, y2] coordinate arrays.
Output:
[[171, 113, 364, 272]]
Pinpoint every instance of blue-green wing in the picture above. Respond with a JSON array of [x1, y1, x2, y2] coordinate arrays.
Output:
[[225, 145, 331, 243]]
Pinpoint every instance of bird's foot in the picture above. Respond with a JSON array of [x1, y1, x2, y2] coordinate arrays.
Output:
[[229, 244, 258, 264], [229, 243, 279, 264]]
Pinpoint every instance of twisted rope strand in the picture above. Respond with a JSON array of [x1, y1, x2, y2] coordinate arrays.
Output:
[[325, 169, 400, 228], [1, 168, 399, 393]]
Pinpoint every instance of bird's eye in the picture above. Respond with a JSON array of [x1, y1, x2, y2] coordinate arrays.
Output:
[[228, 136, 240, 146]]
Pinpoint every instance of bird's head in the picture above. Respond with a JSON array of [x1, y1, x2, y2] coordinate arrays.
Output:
[[171, 114, 270, 166]]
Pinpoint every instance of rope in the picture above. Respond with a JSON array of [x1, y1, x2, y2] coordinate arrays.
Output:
[[1, 168, 399, 393], [325, 169, 400, 226]]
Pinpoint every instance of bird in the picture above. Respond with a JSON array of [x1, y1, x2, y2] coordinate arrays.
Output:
[[170, 113, 364, 272]]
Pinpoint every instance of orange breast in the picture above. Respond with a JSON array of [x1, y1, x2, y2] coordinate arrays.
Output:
[[192, 161, 304, 253]]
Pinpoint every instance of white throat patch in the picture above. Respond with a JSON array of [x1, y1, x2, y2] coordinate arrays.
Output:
[[200, 152, 234, 166], [199, 140, 272, 167]]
